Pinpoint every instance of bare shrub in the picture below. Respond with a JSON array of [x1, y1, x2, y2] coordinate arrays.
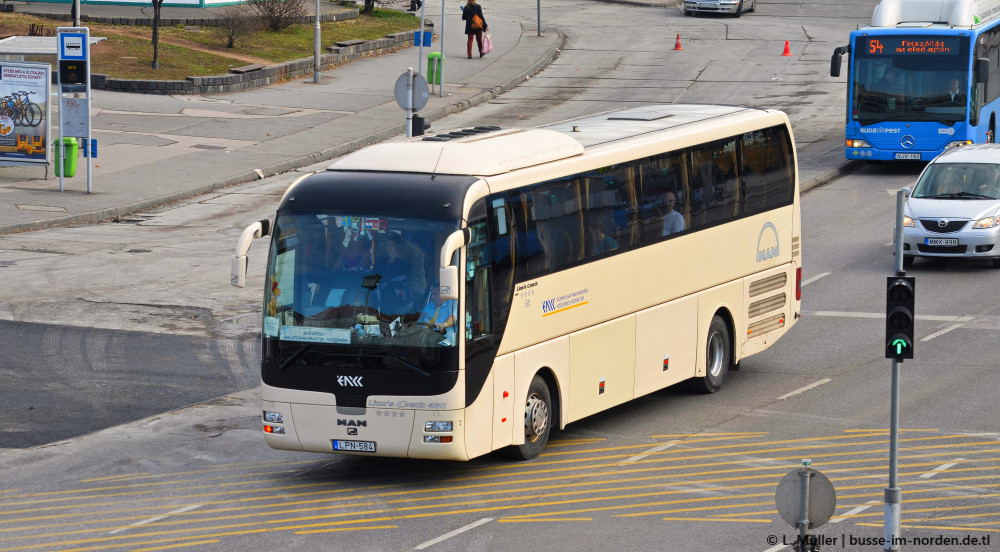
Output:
[[245, 0, 308, 32], [211, 4, 262, 48]]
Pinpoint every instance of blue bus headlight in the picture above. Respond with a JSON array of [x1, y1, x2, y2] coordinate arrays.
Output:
[[846, 139, 871, 148], [424, 421, 453, 432]]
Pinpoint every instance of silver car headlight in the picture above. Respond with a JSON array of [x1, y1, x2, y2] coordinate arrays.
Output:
[[902, 216, 915, 227], [972, 215, 1000, 229]]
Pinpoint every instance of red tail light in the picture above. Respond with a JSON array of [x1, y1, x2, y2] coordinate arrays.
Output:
[[795, 267, 802, 301]]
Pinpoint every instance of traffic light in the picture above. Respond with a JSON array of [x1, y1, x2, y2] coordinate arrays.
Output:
[[885, 276, 915, 360]]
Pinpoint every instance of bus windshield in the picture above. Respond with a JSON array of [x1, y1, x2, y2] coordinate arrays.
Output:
[[851, 35, 970, 126], [264, 211, 463, 352]]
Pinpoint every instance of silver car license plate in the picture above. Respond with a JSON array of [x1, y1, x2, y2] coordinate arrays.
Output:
[[925, 238, 958, 246], [894, 152, 921, 160], [332, 439, 376, 452]]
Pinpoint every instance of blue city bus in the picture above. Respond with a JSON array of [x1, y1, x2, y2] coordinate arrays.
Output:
[[830, 0, 1000, 161]]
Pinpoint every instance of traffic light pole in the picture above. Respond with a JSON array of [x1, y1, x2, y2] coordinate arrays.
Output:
[[884, 187, 909, 551]]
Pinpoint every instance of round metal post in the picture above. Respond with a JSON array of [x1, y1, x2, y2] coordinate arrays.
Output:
[[314, 0, 321, 83]]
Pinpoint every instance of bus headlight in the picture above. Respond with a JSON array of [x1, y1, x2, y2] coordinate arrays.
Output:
[[424, 421, 453, 432], [424, 435, 453, 443], [263, 425, 285, 435], [846, 139, 871, 148], [972, 215, 1000, 229], [263, 410, 284, 424]]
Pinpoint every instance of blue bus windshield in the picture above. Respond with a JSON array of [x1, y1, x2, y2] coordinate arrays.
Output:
[[851, 34, 971, 126]]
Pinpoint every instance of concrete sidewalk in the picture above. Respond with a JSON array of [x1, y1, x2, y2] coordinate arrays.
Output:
[[0, 4, 565, 234]]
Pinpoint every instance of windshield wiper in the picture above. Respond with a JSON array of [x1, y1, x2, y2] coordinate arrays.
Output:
[[279, 343, 312, 370], [927, 192, 994, 199]]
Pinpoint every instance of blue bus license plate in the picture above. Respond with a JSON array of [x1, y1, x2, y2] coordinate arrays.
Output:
[[333, 439, 376, 452], [894, 152, 921, 160]]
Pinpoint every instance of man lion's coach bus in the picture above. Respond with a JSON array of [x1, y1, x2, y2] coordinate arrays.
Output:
[[231, 104, 802, 461], [831, 0, 1000, 161]]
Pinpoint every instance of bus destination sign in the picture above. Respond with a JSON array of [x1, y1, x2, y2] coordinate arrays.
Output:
[[861, 36, 961, 56]]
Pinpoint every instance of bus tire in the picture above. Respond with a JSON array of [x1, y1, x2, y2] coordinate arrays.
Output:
[[688, 315, 731, 394], [504, 375, 552, 460]]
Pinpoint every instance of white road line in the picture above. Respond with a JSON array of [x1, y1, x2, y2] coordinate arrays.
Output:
[[832, 500, 881, 522], [919, 458, 965, 479], [108, 504, 203, 534], [812, 311, 975, 322], [777, 378, 832, 401], [763, 543, 789, 552], [800, 272, 830, 287], [921, 324, 963, 341], [414, 518, 492, 550], [620, 441, 680, 464]]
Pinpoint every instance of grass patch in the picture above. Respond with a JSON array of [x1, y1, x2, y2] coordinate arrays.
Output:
[[0, 8, 421, 80]]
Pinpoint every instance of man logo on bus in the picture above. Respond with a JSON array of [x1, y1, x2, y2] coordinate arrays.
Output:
[[756, 222, 780, 262], [337, 375, 363, 387]]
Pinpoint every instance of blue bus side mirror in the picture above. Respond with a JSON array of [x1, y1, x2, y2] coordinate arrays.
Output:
[[830, 45, 849, 78]]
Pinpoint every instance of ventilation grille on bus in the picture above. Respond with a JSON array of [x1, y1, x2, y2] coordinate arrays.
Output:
[[749, 294, 786, 319], [336, 390, 368, 409], [747, 272, 788, 338], [749, 273, 787, 297], [747, 313, 786, 337], [422, 126, 502, 142], [791, 236, 800, 259]]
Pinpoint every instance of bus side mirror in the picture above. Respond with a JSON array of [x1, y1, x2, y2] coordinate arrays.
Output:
[[231, 218, 271, 288], [438, 228, 471, 301], [830, 45, 849, 78], [976, 58, 989, 84]]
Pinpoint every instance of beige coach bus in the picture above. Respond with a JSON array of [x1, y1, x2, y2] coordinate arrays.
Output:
[[231, 104, 802, 461]]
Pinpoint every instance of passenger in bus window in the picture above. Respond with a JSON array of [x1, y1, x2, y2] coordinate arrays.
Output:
[[335, 228, 372, 271], [661, 191, 685, 236], [590, 218, 618, 256], [375, 232, 425, 313]]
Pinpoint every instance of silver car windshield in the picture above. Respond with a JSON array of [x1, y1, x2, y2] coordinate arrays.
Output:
[[912, 163, 1000, 200]]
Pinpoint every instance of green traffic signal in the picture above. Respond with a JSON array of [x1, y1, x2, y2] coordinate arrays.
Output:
[[885, 276, 915, 360]]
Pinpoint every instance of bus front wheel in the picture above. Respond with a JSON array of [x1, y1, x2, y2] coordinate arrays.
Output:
[[688, 315, 731, 394], [505, 375, 552, 460]]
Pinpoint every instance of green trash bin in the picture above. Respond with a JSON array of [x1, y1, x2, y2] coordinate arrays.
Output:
[[427, 52, 444, 85], [53, 137, 79, 177]]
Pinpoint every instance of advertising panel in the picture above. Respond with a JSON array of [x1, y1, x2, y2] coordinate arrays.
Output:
[[0, 62, 50, 165]]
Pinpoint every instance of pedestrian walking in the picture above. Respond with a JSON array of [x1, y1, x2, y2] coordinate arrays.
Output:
[[461, 0, 488, 58]]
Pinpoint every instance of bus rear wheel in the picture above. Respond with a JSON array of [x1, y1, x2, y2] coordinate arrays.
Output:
[[688, 315, 731, 394], [504, 375, 552, 460]]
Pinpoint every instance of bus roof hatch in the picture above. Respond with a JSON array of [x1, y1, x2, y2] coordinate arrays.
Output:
[[327, 128, 584, 177]]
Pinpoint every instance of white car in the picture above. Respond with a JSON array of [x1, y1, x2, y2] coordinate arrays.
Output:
[[899, 144, 1000, 268], [683, 0, 755, 17]]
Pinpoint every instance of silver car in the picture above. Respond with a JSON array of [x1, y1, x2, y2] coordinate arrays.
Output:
[[683, 0, 755, 17], [899, 144, 1000, 268]]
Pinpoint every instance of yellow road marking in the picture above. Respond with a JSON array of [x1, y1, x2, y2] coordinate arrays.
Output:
[[294, 525, 396, 534], [662, 516, 772, 523], [130, 539, 219, 552], [497, 517, 592, 522]]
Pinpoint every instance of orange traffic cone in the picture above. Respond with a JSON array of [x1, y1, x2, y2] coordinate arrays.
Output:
[[781, 40, 792, 56], [673, 34, 683, 51]]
